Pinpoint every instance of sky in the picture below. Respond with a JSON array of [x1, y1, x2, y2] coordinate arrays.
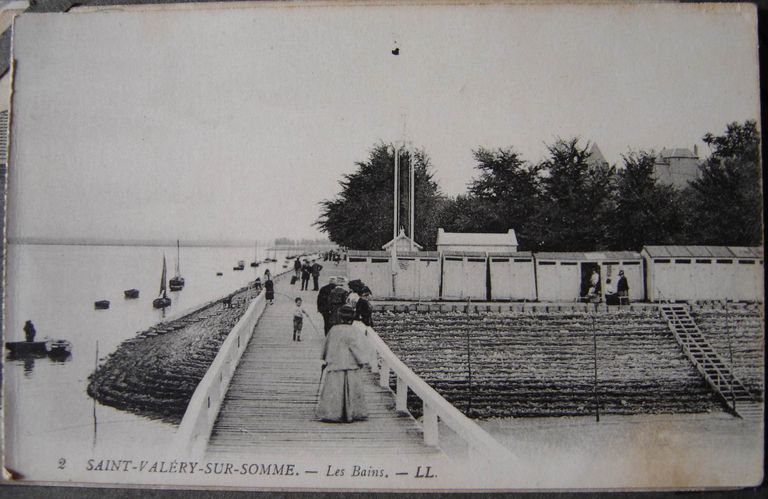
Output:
[[7, 3, 760, 243]]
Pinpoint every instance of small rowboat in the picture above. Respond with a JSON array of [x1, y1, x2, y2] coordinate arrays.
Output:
[[216, 272, 223, 276], [124, 289, 140, 299], [5, 339, 72, 357], [46, 339, 72, 357], [94, 300, 110, 310], [5, 341, 47, 354]]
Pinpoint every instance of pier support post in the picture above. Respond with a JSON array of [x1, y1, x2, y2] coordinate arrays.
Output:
[[423, 402, 438, 446], [396, 376, 407, 412]]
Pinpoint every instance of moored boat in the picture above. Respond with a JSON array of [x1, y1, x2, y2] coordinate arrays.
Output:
[[5, 341, 48, 354], [250, 240, 260, 267], [124, 289, 140, 299], [46, 339, 72, 357], [94, 300, 110, 310], [216, 272, 223, 276], [169, 239, 185, 291], [233, 260, 245, 271], [153, 255, 172, 309]]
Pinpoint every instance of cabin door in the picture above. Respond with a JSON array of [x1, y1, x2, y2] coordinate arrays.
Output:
[[580, 262, 600, 299]]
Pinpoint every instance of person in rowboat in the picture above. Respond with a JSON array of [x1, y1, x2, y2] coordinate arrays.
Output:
[[23, 320, 36, 342]]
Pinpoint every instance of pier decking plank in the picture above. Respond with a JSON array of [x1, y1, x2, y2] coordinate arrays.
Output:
[[207, 271, 439, 457]]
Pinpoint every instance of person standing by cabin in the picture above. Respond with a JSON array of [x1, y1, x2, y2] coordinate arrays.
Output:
[[317, 277, 337, 335], [316, 305, 368, 423], [264, 276, 275, 305], [354, 287, 373, 327], [301, 261, 312, 291], [617, 270, 629, 304], [311, 261, 323, 291], [294, 258, 302, 279], [293, 297, 308, 342], [23, 320, 36, 342]]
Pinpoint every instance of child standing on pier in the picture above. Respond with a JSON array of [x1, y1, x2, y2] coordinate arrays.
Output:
[[293, 297, 308, 341]]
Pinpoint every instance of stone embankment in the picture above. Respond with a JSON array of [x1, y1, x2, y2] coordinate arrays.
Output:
[[374, 309, 722, 419], [87, 286, 257, 423]]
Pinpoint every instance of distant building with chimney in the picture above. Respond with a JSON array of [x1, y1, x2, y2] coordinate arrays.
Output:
[[653, 146, 701, 189]]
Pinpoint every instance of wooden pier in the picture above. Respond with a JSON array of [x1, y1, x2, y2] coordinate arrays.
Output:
[[207, 267, 440, 457]]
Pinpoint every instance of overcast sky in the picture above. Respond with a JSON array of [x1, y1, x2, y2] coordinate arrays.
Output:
[[8, 3, 759, 243]]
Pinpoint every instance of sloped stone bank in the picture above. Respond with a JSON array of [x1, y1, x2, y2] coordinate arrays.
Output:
[[87, 288, 256, 423], [374, 309, 721, 419]]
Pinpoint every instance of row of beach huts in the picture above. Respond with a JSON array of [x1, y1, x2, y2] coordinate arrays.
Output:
[[347, 245, 763, 303]]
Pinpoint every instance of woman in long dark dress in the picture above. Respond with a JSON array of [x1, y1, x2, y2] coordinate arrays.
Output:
[[264, 277, 275, 305], [316, 305, 368, 423]]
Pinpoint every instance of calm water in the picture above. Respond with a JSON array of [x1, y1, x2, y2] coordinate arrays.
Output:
[[3, 243, 295, 478]]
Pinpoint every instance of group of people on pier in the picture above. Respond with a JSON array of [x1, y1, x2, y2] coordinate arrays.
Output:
[[314, 277, 374, 423]]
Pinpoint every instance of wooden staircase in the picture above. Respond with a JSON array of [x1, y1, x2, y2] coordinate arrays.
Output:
[[659, 304, 758, 419]]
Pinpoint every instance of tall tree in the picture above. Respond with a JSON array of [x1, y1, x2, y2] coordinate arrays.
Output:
[[533, 138, 615, 251], [466, 147, 542, 248], [315, 143, 444, 250], [686, 121, 762, 246], [607, 151, 685, 249]]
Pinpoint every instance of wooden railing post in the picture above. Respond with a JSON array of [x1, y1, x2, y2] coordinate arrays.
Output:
[[423, 402, 438, 446], [396, 376, 407, 412], [379, 360, 390, 388]]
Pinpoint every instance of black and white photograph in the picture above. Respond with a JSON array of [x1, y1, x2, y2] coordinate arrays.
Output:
[[1, 0, 763, 491]]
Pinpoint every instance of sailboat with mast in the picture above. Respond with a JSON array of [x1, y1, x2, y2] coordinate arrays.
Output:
[[250, 240, 260, 267], [152, 254, 172, 309], [169, 239, 185, 291]]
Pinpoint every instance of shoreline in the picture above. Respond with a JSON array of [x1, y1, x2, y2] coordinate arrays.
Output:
[[86, 282, 261, 424]]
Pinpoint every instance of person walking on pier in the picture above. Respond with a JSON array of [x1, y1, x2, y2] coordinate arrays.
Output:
[[316, 305, 368, 423], [301, 261, 312, 291], [294, 258, 301, 279], [293, 297, 308, 341], [265, 276, 275, 305], [311, 261, 323, 291], [354, 287, 373, 327], [317, 277, 336, 334]]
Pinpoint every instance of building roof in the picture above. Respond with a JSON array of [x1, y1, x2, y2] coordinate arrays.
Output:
[[659, 148, 698, 159], [535, 251, 642, 261], [642, 245, 763, 259], [381, 228, 423, 250], [437, 228, 518, 247]]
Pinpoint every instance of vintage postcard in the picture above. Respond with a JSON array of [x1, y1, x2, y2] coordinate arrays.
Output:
[[1, 1, 763, 492]]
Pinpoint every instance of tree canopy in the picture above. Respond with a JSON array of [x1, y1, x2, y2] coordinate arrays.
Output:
[[316, 121, 761, 252], [315, 143, 444, 250]]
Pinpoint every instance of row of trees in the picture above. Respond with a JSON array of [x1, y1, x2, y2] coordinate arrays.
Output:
[[316, 121, 762, 252]]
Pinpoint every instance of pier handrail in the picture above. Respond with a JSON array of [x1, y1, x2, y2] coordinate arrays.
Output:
[[171, 291, 266, 457], [357, 323, 518, 469], [170, 265, 298, 458]]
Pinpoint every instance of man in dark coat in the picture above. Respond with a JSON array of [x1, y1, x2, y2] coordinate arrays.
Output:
[[317, 277, 337, 335], [617, 270, 630, 304], [294, 258, 302, 278], [311, 262, 323, 291], [301, 261, 312, 291], [354, 287, 373, 327]]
